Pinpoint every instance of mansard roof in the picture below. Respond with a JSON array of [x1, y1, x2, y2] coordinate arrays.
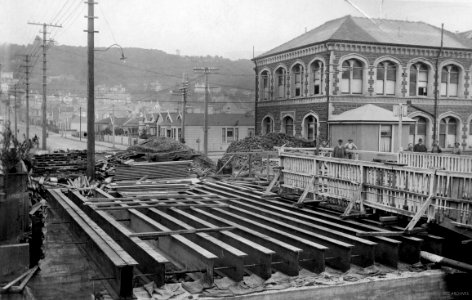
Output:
[[258, 15, 472, 58]]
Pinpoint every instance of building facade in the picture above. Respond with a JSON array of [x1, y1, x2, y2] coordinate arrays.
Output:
[[253, 15, 472, 150]]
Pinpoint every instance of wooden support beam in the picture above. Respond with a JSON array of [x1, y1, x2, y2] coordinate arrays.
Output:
[[200, 181, 401, 269], [224, 197, 376, 268], [165, 206, 275, 279], [128, 227, 236, 239], [127, 209, 217, 285], [142, 207, 248, 282], [356, 231, 404, 237], [221, 204, 354, 272], [68, 190, 168, 287], [94, 204, 229, 210], [47, 190, 137, 298], [206, 207, 330, 272], [87, 194, 219, 202], [404, 195, 433, 233], [216, 155, 235, 175], [190, 207, 303, 276], [263, 171, 280, 195], [296, 175, 316, 205], [451, 221, 472, 230]]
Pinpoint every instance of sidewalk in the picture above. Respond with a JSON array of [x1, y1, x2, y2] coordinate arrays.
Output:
[[64, 135, 128, 150]]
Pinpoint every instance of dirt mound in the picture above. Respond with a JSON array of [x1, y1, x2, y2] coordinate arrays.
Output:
[[226, 133, 315, 153]]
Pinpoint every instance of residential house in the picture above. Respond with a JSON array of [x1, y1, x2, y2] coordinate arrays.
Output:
[[158, 112, 255, 153]]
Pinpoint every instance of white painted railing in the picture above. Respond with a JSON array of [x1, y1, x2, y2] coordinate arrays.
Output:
[[280, 147, 472, 173], [398, 151, 472, 173]]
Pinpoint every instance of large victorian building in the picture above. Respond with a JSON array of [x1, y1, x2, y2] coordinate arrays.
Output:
[[253, 15, 472, 151]]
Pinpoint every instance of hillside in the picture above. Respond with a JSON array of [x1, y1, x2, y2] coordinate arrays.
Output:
[[0, 43, 255, 101]]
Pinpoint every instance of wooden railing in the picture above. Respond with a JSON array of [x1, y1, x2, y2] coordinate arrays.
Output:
[[278, 149, 472, 234], [398, 151, 472, 173], [280, 147, 472, 173]]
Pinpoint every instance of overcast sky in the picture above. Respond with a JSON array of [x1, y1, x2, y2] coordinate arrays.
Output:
[[1, 0, 472, 60]]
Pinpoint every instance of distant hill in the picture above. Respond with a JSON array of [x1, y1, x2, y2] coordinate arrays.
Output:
[[0, 44, 255, 101]]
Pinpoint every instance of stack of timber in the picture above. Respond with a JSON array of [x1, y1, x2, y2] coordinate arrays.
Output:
[[113, 161, 192, 181], [32, 151, 87, 175]]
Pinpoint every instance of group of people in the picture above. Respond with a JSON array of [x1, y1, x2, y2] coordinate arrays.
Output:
[[333, 139, 358, 159], [408, 138, 462, 155]]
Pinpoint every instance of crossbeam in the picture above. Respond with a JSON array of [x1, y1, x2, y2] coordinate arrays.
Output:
[[128, 227, 235, 238]]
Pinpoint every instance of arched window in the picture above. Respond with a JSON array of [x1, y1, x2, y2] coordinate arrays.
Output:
[[275, 67, 286, 99], [409, 116, 427, 145], [311, 61, 324, 95], [291, 64, 304, 97], [262, 116, 273, 135], [439, 117, 459, 148], [282, 116, 294, 136], [341, 59, 363, 94], [441, 65, 459, 97], [303, 115, 317, 140], [376, 61, 397, 95], [259, 70, 270, 101], [409, 63, 429, 96]]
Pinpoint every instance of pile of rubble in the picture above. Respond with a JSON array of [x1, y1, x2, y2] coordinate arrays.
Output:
[[217, 133, 314, 178], [226, 133, 315, 153]]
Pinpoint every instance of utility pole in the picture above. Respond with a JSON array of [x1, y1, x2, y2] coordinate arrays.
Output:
[[13, 84, 17, 137], [180, 73, 188, 143], [85, 0, 97, 179], [21, 55, 32, 140], [433, 23, 444, 145], [193, 67, 218, 155], [112, 103, 115, 148], [28, 21, 62, 150], [79, 106, 82, 141]]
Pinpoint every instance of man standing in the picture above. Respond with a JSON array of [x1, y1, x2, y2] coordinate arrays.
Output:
[[413, 138, 427, 152], [344, 139, 358, 159], [452, 142, 462, 155], [333, 139, 346, 158]]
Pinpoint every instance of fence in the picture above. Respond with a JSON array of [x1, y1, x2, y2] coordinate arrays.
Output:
[[398, 151, 472, 173], [281, 147, 472, 173], [98, 134, 138, 146], [278, 149, 472, 233]]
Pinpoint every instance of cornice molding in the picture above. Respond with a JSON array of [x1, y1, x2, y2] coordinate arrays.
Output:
[[255, 41, 472, 67]]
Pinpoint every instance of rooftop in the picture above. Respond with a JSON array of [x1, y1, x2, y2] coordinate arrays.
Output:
[[258, 15, 472, 58], [330, 104, 414, 123]]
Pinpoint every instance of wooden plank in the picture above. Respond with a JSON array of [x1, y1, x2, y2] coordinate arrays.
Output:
[[128, 227, 235, 238]]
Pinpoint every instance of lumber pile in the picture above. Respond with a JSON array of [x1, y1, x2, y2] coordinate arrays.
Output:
[[113, 161, 192, 181], [32, 151, 87, 175]]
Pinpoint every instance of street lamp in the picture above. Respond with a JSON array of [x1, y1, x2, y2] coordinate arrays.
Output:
[[94, 44, 127, 63]]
